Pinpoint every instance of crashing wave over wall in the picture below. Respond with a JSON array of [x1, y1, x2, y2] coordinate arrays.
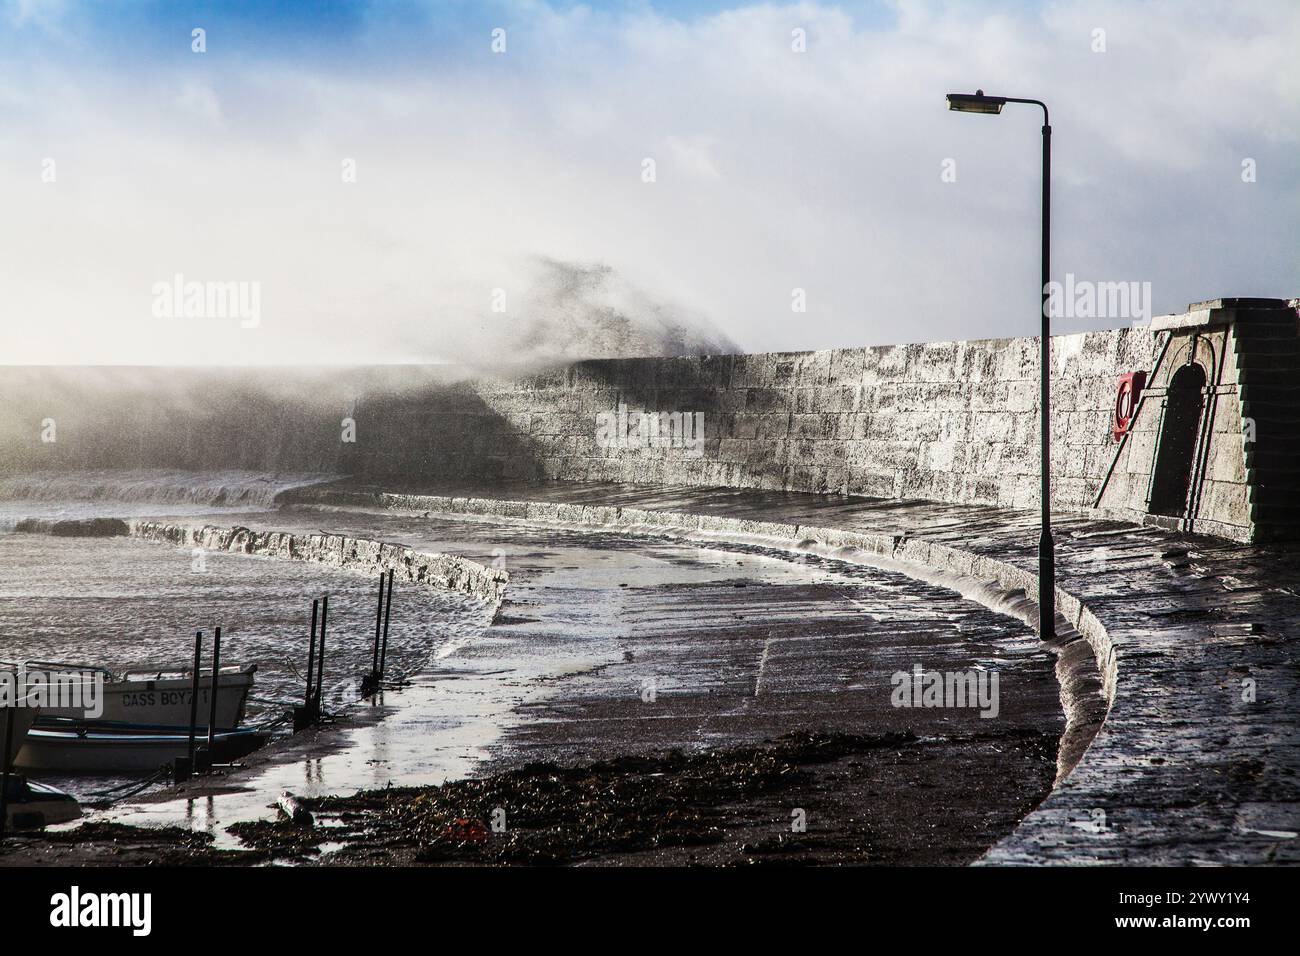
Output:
[[0, 471, 333, 509]]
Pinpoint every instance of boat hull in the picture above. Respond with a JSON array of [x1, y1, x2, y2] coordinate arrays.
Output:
[[15, 726, 268, 773], [38, 666, 255, 730]]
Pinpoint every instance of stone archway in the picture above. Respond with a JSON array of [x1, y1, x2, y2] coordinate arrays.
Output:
[[1149, 362, 1207, 518]]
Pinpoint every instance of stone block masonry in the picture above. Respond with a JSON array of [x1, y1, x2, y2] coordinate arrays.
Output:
[[358, 327, 1159, 515]]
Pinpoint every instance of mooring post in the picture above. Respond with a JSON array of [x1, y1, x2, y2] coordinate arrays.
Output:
[[379, 568, 394, 678], [180, 630, 203, 782], [0, 701, 15, 843], [315, 593, 328, 713], [372, 571, 385, 678], [205, 626, 222, 765], [306, 599, 318, 707], [360, 572, 386, 699], [294, 601, 320, 732]]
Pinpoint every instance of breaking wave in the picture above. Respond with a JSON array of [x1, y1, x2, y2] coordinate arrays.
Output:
[[432, 257, 740, 371]]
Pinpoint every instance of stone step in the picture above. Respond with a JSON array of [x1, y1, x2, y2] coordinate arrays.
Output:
[[1240, 393, 1300, 411], [1237, 367, 1300, 387], [1235, 337, 1300, 356], [1239, 383, 1300, 404], [1244, 464, 1300, 485], [1244, 448, 1300, 470], [1248, 472, 1300, 494], [1248, 483, 1300, 504], [1250, 501, 1300, 524], [1233, 307, 1299, 326], [1234, 314, 1299, 328], [1240, 408, 1300, 426], [1234, 324, 1299, 340], [1242, 463, 1300, 481], [1237, 403, 1300, 426], [1235, 351, 1299, 371]]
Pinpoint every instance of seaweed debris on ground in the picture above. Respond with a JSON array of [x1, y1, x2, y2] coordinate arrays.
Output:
[[233, 730, 936, 864]]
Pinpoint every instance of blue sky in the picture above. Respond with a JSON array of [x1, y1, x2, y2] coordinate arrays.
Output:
[[0, 1, 902, 68], [1, 0, 1297, 364]]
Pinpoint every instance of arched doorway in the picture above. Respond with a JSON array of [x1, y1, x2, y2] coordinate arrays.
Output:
[[1149, 362, 1207, 518]]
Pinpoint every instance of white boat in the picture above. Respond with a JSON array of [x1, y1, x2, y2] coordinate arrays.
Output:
[[3, 777, 81, 829], [30, 662, 256, 730], [15, 724, 269, 773]]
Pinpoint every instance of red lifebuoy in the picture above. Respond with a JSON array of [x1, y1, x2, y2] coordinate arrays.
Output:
[[1113, 371, 1147, 441]]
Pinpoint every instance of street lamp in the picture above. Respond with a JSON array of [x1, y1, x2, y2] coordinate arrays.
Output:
[[946, 88, 1055, 640]]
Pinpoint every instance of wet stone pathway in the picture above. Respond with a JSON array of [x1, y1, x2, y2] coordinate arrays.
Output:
[[297, 477, 1300, 865], [251, 510, 1064, 864]]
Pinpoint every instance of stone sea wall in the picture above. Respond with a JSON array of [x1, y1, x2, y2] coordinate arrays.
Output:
[[359, 327, 1157, 513], [0, 326, 1159, 515]]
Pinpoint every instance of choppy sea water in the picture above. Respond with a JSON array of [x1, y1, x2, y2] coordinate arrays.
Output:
[[0, 473, 496, 797], [0, 533, 493, 715]]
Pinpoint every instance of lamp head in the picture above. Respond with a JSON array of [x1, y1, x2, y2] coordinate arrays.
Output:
[[946, 89, 1006, 114]]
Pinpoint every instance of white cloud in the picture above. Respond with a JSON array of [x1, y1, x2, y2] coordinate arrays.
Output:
[[175, 82, 224, 126], [5, 0, 68, 30], [0, 0, 1296, 365], [665, 135, 722, 180]]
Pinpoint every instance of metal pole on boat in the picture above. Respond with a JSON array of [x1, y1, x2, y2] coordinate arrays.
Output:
[[306, 599, 319, 708], [206, 626, 222, 762], [182, 630, 203, 780], [379, 569, 394, 679], [315, 594, 328, 711], [0, 703, 14, 843]]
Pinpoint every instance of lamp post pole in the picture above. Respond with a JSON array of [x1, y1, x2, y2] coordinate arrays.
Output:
[[947, 90, 1055, 640], [1036, 106, 1055, 641]]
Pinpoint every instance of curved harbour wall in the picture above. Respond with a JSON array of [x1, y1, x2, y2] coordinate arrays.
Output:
[[0, 328, 1152, 515], [354, 298, 1295, 543], [355, 328, 1154, 516]]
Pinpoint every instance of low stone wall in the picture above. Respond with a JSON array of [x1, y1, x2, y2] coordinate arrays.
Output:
[[129, 520, 509, 607]]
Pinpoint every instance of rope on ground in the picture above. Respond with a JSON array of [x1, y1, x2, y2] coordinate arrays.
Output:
[[83, 767, 170, 802]]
